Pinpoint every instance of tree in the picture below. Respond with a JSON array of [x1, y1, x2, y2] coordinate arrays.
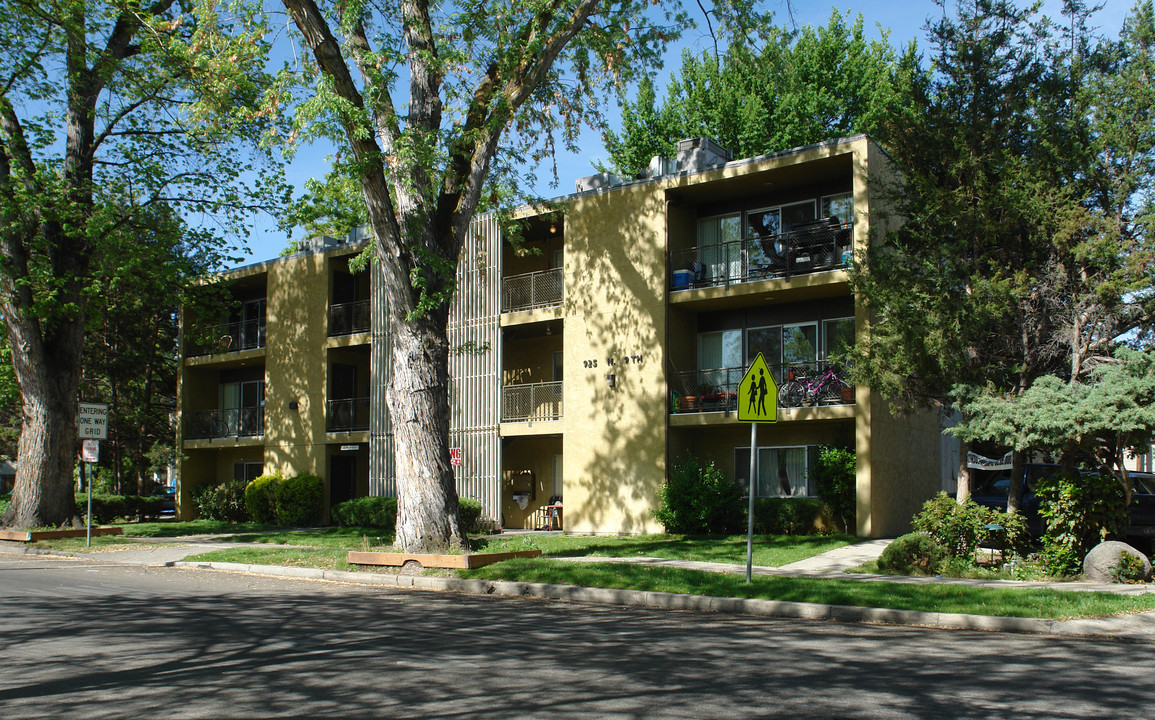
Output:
[[240, 0, 685, 552], [603, 9, 920, 178], [952, 349, 1155, 504], [850, 0, 1155, 505], [0, 0, 279, 528]]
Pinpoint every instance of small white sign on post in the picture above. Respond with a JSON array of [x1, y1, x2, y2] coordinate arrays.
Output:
[[78, 402, 109, 440], [450, 448, 463, 466], [82, 439, 99, 464]]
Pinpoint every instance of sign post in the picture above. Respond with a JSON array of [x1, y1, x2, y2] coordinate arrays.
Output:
[[78, 403, 108, 548], [737, 353, 777, 583]]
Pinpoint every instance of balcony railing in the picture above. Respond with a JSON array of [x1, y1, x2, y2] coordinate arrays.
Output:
[[503, 268, 563, 313], [187, 319, 267, 356], [329, 300, 371, 336], [670, 220, 852, 290], [327, 397, 370, 432], [502, 381, 563, 422], [184, 407, 265, 439], [670, 360, 855, 414]]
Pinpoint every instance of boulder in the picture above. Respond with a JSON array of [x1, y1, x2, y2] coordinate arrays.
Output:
[[1083, 540, 1152, 583]]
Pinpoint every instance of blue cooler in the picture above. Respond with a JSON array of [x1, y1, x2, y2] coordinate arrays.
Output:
[[672, 269, 692, 290]]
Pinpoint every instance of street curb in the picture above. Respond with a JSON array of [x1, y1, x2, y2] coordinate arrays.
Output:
[[169, 559, 1136, 639]]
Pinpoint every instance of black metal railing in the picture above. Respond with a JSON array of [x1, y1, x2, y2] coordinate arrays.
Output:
[[187, 318, 267, 356], [670, 360, 855, 414], [329, 300, 371, 336], [184, 407, 265, 439], [503, 268, 563, 313], [327, 397, 370, 431], [670, 220, 852, 290], [502, 381, 563, 422]]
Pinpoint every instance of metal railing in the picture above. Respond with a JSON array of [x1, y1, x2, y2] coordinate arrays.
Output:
[[329, 300, 371, 336], [187, 318, 267, 356], [327, 397, 370, 432], [670, 360, 854, 414], [670, 220, 852, 290], [502, 268, 563, 313], [502, 381, 563, 422], [184, 407, 265, 439]]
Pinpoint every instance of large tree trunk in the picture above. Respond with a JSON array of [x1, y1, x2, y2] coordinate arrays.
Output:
[[387, 315, 464, 553], [1, 322, 84, 528]]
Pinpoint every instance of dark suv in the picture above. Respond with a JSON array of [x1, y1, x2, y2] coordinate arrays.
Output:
[[968, 464, 1062, 535]]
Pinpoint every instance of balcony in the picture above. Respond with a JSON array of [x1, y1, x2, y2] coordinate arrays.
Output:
[[502, 381, 563, 422], [184, 407, 265, 439], [327, 397, 370, 432], [671, 220, 852, 290], [670, 360, 854, 414], [329, 300, 371, 336], [187, 319, 267, 357], [503, 268, 562, 313]]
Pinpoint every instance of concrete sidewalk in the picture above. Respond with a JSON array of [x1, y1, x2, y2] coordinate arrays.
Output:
[[5, 535, 1155, 639]]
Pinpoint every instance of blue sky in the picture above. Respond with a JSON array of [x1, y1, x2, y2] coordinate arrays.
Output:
[[236, 0, 1137, 263]]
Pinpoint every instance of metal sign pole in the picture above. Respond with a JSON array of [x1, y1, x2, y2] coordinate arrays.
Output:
[[746, 420, 757, 583], [85, 461, 92, 548]]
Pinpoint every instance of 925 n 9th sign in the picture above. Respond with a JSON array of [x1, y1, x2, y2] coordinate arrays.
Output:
[[77, 402, 109, 440]]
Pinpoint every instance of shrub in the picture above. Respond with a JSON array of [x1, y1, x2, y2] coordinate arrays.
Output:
[[1035, 472, 1127, 577], [244, 473, 281, 524], [458, 497, 484, 534], [331, 496, 398, 531], [751, 497, 823, 535], [877, 532, 946, 575], [194, 479, 250, 522], [815, 445, 856, 533], [75, 493, 166, 523], [911, 493, 1030, 562], [273, 472, 324, 527], [655, 454, 744, 535], [1110, 550, 1148, 584]]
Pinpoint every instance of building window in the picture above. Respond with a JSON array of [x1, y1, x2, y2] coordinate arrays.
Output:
[[734, 446, 818, 497], [234, 462, 264, 483], [821, 193, 854, 224]]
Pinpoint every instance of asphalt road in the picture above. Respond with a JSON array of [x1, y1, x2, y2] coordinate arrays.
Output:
[[0, 553, 1148, 719]]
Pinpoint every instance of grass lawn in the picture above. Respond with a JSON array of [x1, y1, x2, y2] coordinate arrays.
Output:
[[459, 559, 1155, 619], [472, 533, 857, 567]]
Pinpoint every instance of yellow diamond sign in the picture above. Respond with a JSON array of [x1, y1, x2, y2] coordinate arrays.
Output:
[[738, 353, 778, 423]]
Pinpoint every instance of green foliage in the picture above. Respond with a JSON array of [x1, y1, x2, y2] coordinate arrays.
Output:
[[244, 473, 282, 524], [815, 446, 856, 533], [273, 473, 324, 527], [1110, 550, 1148, 584], [953, 349, 1155, 477], [1035, 473, 1128, 577], [912, 493, 1030, 562], [751, 498, 823, 535], [194, 480, 251, 523], [74, 494, 165, 524], [655, 454, 744, 535], [458, 498, 485, 534], [604, 10, 918, 178], [331, 496, 398, 531], [877, 533, 947, 576]]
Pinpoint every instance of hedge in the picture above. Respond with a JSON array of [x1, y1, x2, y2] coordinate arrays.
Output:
[[75, 493, 166, 524]]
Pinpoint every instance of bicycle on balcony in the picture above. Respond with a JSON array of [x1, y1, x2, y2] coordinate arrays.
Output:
[[777, 363, 851, 407]]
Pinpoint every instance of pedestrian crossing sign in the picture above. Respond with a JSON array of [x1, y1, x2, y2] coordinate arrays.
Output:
[[738, 353, 778, 423]]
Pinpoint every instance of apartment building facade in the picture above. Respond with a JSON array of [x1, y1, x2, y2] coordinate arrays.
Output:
[[177, 135, 946, 538]]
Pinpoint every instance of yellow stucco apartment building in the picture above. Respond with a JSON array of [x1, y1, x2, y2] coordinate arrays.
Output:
[[176, 135, 950, 538]]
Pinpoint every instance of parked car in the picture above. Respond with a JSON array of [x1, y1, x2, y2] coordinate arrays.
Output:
[[152, 487, 176, 515], [969, 463, 1061, 535]]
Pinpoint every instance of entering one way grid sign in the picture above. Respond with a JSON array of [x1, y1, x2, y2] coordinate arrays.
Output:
[[78, 402, 109, 440], [737, 353, 778, 423]]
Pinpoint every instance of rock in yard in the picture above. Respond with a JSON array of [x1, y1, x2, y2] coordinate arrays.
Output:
[[1083, 540, 1152, 583]]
